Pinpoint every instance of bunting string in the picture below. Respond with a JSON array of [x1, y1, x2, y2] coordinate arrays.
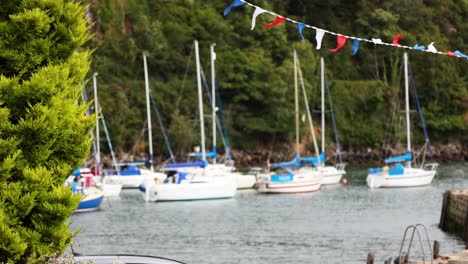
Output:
[[224, 0, 467, 60]]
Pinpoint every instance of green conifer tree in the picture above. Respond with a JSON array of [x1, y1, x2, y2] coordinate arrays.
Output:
[[0, 0, 93, 262]]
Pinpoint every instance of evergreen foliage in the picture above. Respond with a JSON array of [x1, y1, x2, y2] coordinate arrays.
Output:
[[0, 0, 93, 262], [87, 0, 466, 158]]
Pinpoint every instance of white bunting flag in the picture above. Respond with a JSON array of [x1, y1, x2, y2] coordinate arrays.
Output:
[[428, 42, 438, 53], [315, 29, 325, 50], [251, 7, 266, 30]]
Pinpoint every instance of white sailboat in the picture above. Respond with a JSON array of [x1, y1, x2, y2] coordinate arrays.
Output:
[[207, 44, 255, 189], [366, 52, 438, 188], [255, 50, 322, 194], [142, 40, 237, 202], [102, 54, 166, 188], [307, 57, 346, 185], [163, 43, 255, 189], [68, 74, 123, 197]]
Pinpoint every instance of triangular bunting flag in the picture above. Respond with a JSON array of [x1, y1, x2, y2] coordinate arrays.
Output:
[[454, 50, 468, 58], [263, 16, 287, 30], [298, 23, 306, 40], [352, 39, 361, 55], [446, 52, 456, 57], [329, 35, 347, 52], [372, 38, 383, 44], [251, 7, 266, 30], [413, 44, 425, 51], [428, 42, 437, 52], [315, 29, 325, 50], [224, 0, 245, 16], [392, 34, 404, 46]]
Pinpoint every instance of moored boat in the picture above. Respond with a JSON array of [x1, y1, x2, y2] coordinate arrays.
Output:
[[140, 171, 236, 202], [74, 187, 104, 213], [255, 155, 322, 193], [366, 53, 438, 189]]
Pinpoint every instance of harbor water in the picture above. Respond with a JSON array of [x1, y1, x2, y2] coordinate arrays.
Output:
[[71, 163, 467, 263]]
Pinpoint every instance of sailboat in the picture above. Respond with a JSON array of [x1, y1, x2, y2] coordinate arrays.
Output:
[[199, 43, 256, 189], [255, 50, 322, 193], [141, 40, 237, 202], [67, 75, 122, 200], [69, 167, 104, 213], [366, 52, 438, 188], [101, 53, 167, 188], [303, 57, 346, 185], [89, 73, 122, 197]]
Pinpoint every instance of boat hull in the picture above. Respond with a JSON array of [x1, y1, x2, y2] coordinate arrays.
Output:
[[256, 171, 322, 194], [74, 190, 104, 213], [142, 176, 237, 202], [97, 183, 122, 197], [316, 166, 345, 185], [367, 168, 436, 188], [102, 171, 166, 188], [236, 173, 256, 189]]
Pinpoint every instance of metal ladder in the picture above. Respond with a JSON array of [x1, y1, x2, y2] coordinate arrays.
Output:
[[398, 223, 433, 264]]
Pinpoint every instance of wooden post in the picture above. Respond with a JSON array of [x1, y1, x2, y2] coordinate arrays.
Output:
[[433, 240, 440, 259], [366, 252, 374, 264]]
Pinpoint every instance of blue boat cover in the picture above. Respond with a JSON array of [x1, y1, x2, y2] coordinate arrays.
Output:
[[301, 153, 325, 167], [389, 163, 404, 175], [191, 147, 217, 159], [119, 164, 141, 176], [164, 160, 207, 169], [270, 153, 301, 169], [385, 151, 412, 164], [271, 173, 294, 182], [177, 172, 188, 184]]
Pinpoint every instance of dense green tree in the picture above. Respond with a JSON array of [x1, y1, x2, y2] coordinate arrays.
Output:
[[0, 0, 93, 262]]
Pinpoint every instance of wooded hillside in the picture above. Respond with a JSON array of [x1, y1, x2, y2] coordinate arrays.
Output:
[[86, 0, 467, 160]]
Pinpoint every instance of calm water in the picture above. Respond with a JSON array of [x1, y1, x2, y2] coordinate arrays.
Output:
[[71, 163, 468, 263]]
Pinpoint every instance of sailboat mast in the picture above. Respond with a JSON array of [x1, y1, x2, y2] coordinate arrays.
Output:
[[297, 54, 321, 165], [211, 43, 216, 164], [321, 57, 325, 155], [195, 40, 206, 160], [92, 72, 101, 175], [143, 53, 154, 171], [404, 52, 411, 167], [294, 50, 299, 154]]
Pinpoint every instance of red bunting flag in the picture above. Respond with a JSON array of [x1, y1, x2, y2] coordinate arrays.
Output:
[[446, 52, 456, 57], [263, 16, 287, 30], [392, 34, 404, 46], [329, 35, 347, 52]]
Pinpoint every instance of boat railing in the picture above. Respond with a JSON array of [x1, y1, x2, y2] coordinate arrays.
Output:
[[423, 163, 439, 171], [397, 223, 433, 264]]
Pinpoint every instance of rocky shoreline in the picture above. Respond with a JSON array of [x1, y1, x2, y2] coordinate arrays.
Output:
[[97, 143, 466, 169], [229, 143, 467, 167]]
